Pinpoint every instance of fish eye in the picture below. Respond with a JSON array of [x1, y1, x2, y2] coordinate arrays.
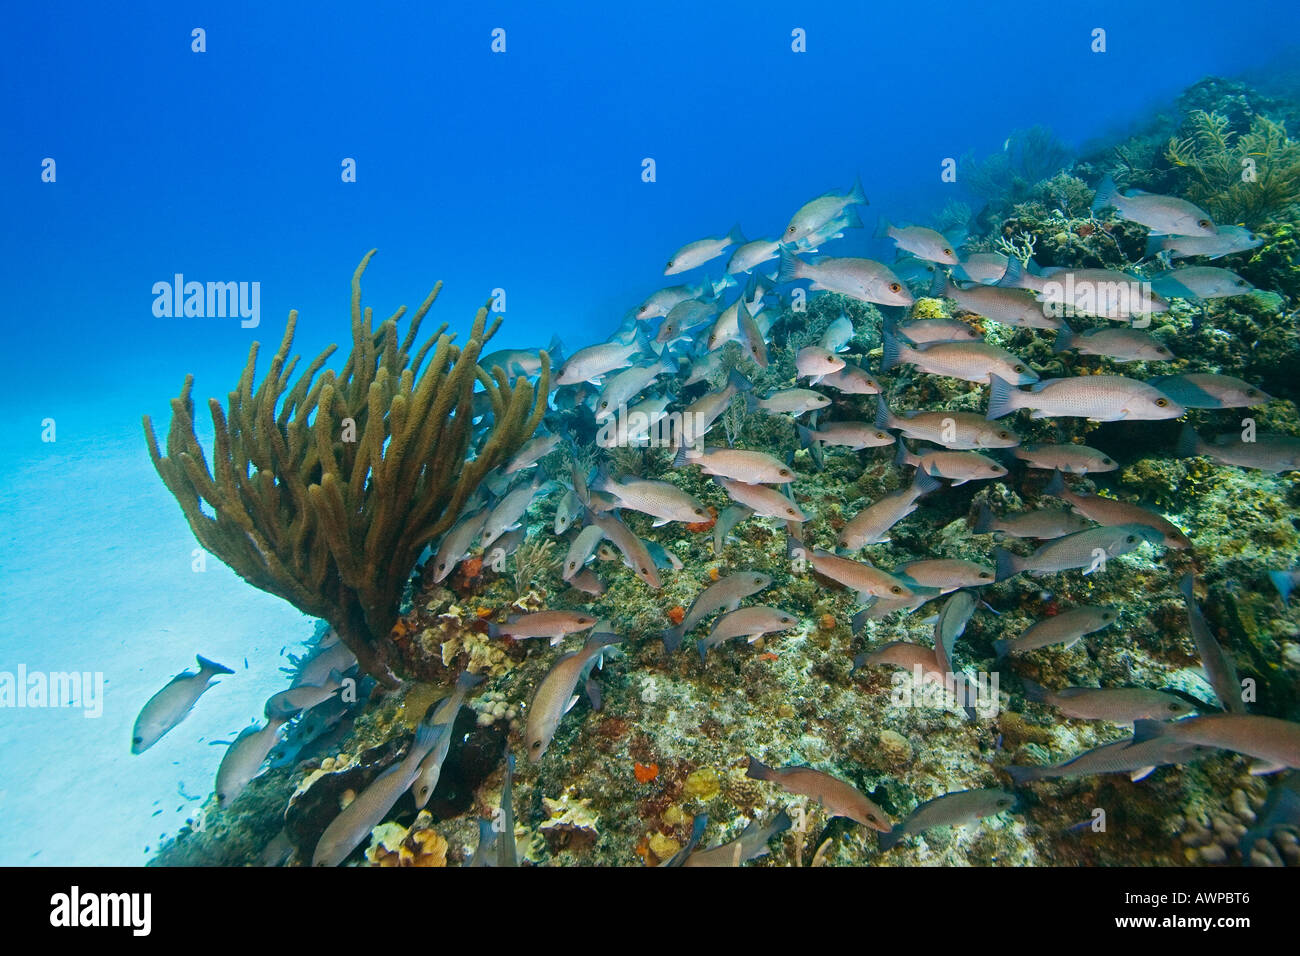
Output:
[[890, 585, 902, 594], [889, 283, 901, 293], [1168, 702, 1181, 711], [1198, 219, 1211, 228], [754, 576, 764, 584], [1247, 389, 1259, 397], [530, 740, 542, 750], [1155, 398, 1168, 407], [942, 248, 953, 256], [979, 571, 992, 578], [641, 566, 649, 573], [786, 508, 797, 516], [1102, 457, 1114, 465], [998, 431, 1010, 438], [1126, 535, 1137, 544], [695, 508, 706, 516], [133, 736, 143, 745], [1013, 365, 1025, 373], [867, 813, 879, 824]]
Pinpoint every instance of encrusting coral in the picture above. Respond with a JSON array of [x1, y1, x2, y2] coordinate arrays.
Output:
[[143, 251, 549, 684]]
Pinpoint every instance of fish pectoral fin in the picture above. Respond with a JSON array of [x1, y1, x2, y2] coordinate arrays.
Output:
[[1129, 766, 1157, 782], [746, 633, 763, 643], [549, 635, 563, 646], [564, 694, 581, 714]]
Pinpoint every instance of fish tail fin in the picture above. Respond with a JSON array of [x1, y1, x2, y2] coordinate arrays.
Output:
[[546, 335, 566, 369], [1004, 765, 1040, 787], [777, 247, 802, 284], [873, 217, 893, 241], [1091, 173, 1119, 214], [972, 499, 995, 534], [1053, 326, 1075, 352], [456, 670, 487, 692], [839, 205, 864, 231], [993, 548, 1021, 583], [1020, 677, 1049, 702], [1175, 423, 1203, 459], [696, 638, 709, 663], [873, 396, 895, 430], [727, 368, 754, 393], [878, 825, 904, 852], [727, 223, 746, 246], [1130, 719, 1167, 746], [744, 392, 759, 415], [661, 626, 686, 653], [880, 330, 903, 373], [197, 655, 235, 676], [985, 373, 1019, 420], [745, 754, 774, 782], [1268, 570, 1295, 606], [848, 174, 867, 207], [487, 621, 502, 639], [1044, 468, 1066, 497], [997, 255, 1024, 288], [893, 437, 912, 468], [929, 266, 949, 298], [851, 609, 872, 636], [1178, 572, 1197, 605], [992, 638, 1012, 660], [912, 470, 941, 496], [672, 444, 692, 469]]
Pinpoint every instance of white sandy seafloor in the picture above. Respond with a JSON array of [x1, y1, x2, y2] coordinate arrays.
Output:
[[0, 399, 316, 865]]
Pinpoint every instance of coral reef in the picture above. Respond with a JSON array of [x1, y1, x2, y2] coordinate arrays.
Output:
[[143, 252, 549, 683]]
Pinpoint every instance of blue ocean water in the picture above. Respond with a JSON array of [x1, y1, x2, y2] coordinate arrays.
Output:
[[1, 2, 1298, 865]]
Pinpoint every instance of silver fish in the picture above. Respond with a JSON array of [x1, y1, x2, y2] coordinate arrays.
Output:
[[674, 446, 794, 484], [838, 472, 940, 548], [480, 477, 545, 550], [563, 524, 606, 581], [993, 605, 1118, 656], [666, 224, 745, 275], [411, 671, 485, 807], [555, 337, 650, 386], [713, 504, 754, 555], [1131, 715, 1300, 774], [592, 473, 709, 526], [488, 609, 599, 645], [747, 388, 830, 417], [1006, 735, 1214, 784], [663, 570, 773, 651], [594, 352, 677, 421], [1148, 373, 1271, 409], [1011, 443, 1116, 474], [895, 441, 1007, 485], [1043, 471, 1191, 549], [883, 334, 1038, 386], [746, 755, 892, 831], [819, 362, 883, 395], [682, 811, 792, 867], [502, 433, 562, 473], [714, 477, 807, 522], [971, 501, 1093, 540], [1021, 679, 1196, 724], [726, 237, 783, 275], [883, 223, 960, 264], [898, 559, 994, 593], [1151, 266, 1254, 301], [988, 373, 1183, 421], [798, 421, 893, 451], [879, 788, 1016, 851], [525, 632, 623, 761], [131, 655, 234, 754], [312, 721, 441, 866], [1177, 426, 1300, 474], [875, 401, 1020, 450], [265, 670, 345, 719], [1154, 225, 1261, 261], [698, 606, 800, 657], [554, 488, 582, 535], [1180, 573, 1245, 714], [590, 512, 662, 588], [895, 317, 980, 344], [1054, 326, 1173, 362], [818, 313, 855, 352], [811, 548, 922, 601], [796, 346, 846, 383], [778, 251, 913, 306], [994, 524, 1163, 580], [215, 716, 287, 807], [782, 177, 867, 244], [941, 278, 1063, 330], [1092, 175, 1216, 236]]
